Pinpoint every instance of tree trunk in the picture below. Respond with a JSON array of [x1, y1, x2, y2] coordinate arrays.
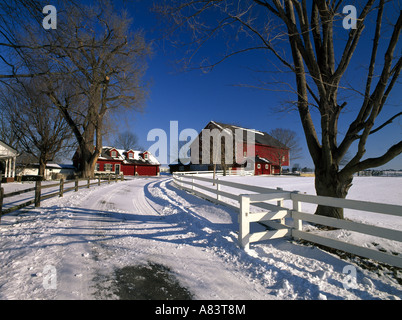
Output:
[[314, 166, 353, 219], [38, 153, 47, 180], [79, 144, 100, 179], [77, 118, 101, 179], [80, 158, 96, 179]]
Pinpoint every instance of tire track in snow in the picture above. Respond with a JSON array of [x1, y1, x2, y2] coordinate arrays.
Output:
[[85, 178, 276, 300], [54, 180, 142, 299], [3, 177, 398, 300], [144, 179, 288, 297], [146, 179, 402, 300], [54, 185, 114, 299]]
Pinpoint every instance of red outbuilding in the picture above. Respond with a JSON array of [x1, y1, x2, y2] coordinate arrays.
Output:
[[96, 147, 160, 176], [74, 147, 160, 176], [177, 121, 289, 175]]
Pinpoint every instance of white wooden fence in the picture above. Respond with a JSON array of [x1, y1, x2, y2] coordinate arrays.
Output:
[[173, 169, 254, 177], [172, 172, 402, 268]]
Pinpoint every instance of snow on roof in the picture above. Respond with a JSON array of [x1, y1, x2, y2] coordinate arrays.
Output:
[[0, 140, 18, 157], [255, 156, 271, 163], [144, 151, 160, 165], [211, 121, 265, 136], [98, 147, 160, 165], [209, 121, 288, 149]]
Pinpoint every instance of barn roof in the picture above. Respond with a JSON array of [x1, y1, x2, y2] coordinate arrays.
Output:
[[98, 147, 160, 165], [254, 156, 271, 163], [207, 121, 289, 149]]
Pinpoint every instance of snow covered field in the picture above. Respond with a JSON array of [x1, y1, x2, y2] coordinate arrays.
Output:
[[0, 176, 401, 300], [180, 175, 402, 256]]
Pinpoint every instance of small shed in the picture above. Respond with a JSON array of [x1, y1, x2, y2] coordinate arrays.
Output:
[[92, 147, 161, 176], [16, 163, 77, 181]]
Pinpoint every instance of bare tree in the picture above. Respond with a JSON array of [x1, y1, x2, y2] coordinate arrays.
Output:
[[269, 128, 303, 172], [0, 108, 20, 147], [157, 0, 402, 219], [0, 0, 73, 79], [114, 131, 142, 150], [0, 78, 74, 178], [2, 1, 152, 178], [49, 3, 150, 178]]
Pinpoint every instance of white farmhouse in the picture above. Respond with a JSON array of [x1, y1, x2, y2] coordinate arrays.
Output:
[[0, 140, 18, 182]]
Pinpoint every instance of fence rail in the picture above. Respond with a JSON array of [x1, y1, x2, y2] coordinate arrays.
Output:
[[173, 172, 402, 268], [0, 174, 124, 219], [173, 169, 254, 177]]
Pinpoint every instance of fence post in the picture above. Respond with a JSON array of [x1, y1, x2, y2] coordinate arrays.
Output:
[[291, 191, 302, 239], [0, 186, 4, 221], [35, 180, 41, 207], [121, 174, 124, 181], [87, 177, 90, 188], [239, 195, 250, 250], [98, 177, 101, 186], [277, 187, 284, 225], [59, 179, 64, 197], [108, 174, 111, 184], [0, 171, 2, 219], [75, 177, 79, 192], [216, 177, 221, 201]]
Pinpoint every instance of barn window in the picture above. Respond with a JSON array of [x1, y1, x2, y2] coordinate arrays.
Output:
[[265, 164, 269, 170], [128, 152, 134, 159], [111, 151, 117, 157], [282, 156, 285, 162], [104, 164, 113, 171], [144, 153, 149, 160], [95, 163, 100, 171], [257, 164, 261, 169]]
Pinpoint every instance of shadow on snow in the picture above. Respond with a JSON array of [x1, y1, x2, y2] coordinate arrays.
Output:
[[1, 177, 401, 300]]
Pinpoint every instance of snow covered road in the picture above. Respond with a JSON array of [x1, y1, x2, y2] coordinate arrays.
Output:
[[0, 177, 401, 300]]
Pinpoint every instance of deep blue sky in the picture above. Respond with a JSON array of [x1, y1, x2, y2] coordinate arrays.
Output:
[[107, 1, 402, 169]]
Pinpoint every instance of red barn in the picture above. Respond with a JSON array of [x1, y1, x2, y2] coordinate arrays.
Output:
[[74, 147, 160, 176], [184, 121, 289, 175]]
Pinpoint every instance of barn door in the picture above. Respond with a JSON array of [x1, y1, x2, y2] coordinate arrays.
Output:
[[255, 163, 262, 175], [115, 164, 121, 175]]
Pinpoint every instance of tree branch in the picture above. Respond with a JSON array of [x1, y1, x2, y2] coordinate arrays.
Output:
[[369, 112, 402, 135], [341, 140, 402, 177], [330, 0, 375, 88], [337, 7, 402, 162]]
